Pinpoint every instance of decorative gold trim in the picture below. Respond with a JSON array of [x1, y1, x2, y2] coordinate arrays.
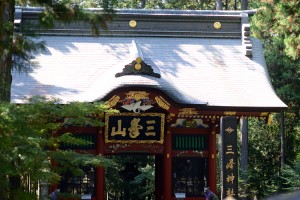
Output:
[[155, 96, 170, 110], [105, 112, 165, 144], [176, 150, 205, 157], [260, 112, 269, 117], [267, 114, 272, 125], [129, 20, 137, 28], [179, 108, 198, 115], [225, 127, 234, 134], [224, 111, 236, 116], [126, 91, 150, 101], [214, 21, 222, 29], [106, 95, 120, 108]]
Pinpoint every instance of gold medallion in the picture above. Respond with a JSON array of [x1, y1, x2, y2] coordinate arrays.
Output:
[[135, 63, 141, 70], [214, 21, 222, 29], [129, 20, 137, 28]]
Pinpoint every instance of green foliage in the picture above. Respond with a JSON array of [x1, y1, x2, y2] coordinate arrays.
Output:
[[1, 0, 115, 102], [12, 34, 46, 73], [251, 1, 300, 167], [87, 0, 217, 10], [130, 163, 155, 199], [244, 116, 300, 199], [280, 164, 300, 192], [246, 118, 281, 198], [163, 0, 214, 10], [57, 192, 81, 199], [251, 1, 300, 60], [105, 155, 155, 199], [0, 97, 115, 198], [16, 0, 115, 34]]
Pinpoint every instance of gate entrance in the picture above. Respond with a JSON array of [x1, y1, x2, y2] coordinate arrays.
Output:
[[173, 157, 208, 197], [105, 155, 156, 200], [54, 89, 218, 200]]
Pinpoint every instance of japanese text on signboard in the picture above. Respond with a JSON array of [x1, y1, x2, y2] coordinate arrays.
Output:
[[221, 117, 238, 199], [105, 113, 165, 144]]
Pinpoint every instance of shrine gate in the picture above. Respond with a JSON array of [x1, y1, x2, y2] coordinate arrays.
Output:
[[12, 8, 287, 200]]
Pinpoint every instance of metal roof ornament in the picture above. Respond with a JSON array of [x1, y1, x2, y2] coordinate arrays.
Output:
[[213, 22, 222, 29], [129, 20, 137, 28], [115, 40, 161, 78]]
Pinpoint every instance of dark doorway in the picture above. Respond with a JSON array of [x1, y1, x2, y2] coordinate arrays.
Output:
[[105, 155, 156, 200], [172, 157, 208, 198]]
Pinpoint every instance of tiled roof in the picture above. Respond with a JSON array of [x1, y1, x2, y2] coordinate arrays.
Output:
[[11, 8, 287, 110], [11, 36, 286, 108]]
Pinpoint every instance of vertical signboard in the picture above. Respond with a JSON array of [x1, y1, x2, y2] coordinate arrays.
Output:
[[221, 116, 238, 199]]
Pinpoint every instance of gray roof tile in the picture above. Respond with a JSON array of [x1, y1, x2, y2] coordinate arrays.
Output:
[[11, 36, 286, 109]]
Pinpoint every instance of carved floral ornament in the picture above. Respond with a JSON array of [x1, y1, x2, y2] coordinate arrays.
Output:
[[125, 91, 150, 101], [106, 91, 172, 113], [105, 94, 270, 119]]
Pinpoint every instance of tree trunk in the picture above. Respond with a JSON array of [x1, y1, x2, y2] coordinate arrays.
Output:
[[242, 0, 248, 10], [225, 0, 228, 10], [240, 117, 248, 172], [140, 0, 146, 8], [280, 110, 285, 169], [216, 0, 222, 10], [0, 0, 14, 102], [240, 117, 248, 199]]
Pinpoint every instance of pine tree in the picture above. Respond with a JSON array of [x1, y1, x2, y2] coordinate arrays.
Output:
[[0, 0, 114, 102]]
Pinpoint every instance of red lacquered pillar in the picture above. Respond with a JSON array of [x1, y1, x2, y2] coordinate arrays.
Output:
[[208, 122, 217, 193], [163, 129, 172, 200], [96, 129, 105, 200]]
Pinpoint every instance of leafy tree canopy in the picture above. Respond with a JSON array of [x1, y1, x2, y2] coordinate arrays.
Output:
[[251, 0, 299, 60], [0, 97, 116, 198]]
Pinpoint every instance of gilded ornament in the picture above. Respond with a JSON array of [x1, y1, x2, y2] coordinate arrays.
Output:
[[136, 57, 142, 63], [134, 63, 142, 70], [260, 112, 268, 117], [183, 119, 197, 128], [106, 95, 120, 108], [224, 111, 236, 116], [126, 91, 150, 101], [155, 96, 170, 110], [129, 20, 137, 28], [214, 21, 222, 29], [225, 127, 234, 134], [179, 108, 198, 115]]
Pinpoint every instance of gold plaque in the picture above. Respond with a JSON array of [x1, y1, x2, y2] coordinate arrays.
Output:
[[214, 21, 222, 29], [129, 20, 137, 28], [105, 113, 165, 144]]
